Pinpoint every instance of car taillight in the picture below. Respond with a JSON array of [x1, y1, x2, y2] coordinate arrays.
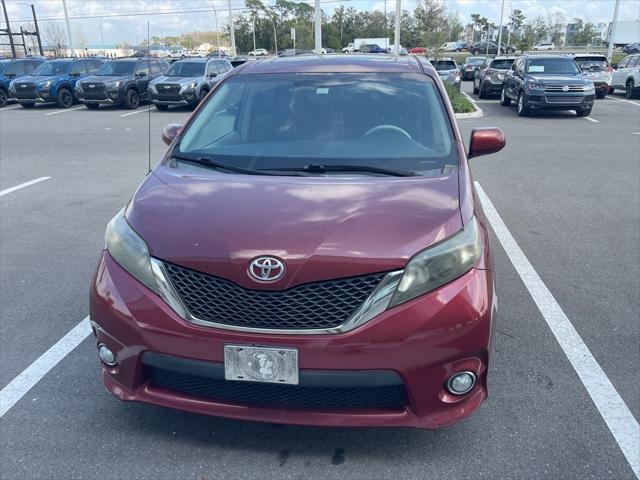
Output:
[[607, 65, 614, 73]]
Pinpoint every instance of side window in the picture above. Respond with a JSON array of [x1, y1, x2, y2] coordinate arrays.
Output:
[[72, 60, 88, 75], [206, 61, 217, 76], [518, 58, 525, 74], [159, 60, 168, 72], [6, 61, 25, 75], [89, 60, 103, 72], [629, 56, 639, 68], [215, 62, 226, 75], [224, 61, 232, 72], [135, 61, 150, 76], [618, 57, 630, 68]]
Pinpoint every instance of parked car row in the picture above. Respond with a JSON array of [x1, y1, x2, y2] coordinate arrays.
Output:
[[1, 56, 235, 110]]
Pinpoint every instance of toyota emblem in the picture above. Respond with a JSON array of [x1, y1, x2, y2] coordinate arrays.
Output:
[[248, 256, 285, 282], [562, 85, 570, 92]]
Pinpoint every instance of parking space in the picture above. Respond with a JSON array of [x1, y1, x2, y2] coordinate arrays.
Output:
[[0, 80, 638, 480]]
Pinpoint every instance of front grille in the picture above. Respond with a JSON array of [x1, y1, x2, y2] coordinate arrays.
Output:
[[163, 262, 386, 330], [545, 95, 584, 104], [155, 84, 182, 100], [82, 83, 106, 99], [147, 366, 406, 409], [544, 85, 584, 92], [14, 83, 36, 99]]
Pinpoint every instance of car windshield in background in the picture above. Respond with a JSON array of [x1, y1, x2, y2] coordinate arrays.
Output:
[[165, 62, 205, 77], [33, 61, 71, 76], [527, 58, 580, 75], [575, 58, 608, 71], [97, 61, 136, 76], [491, 59, 515, 69], [466, 57, 485, 65], [0, 61, 8, 75], [176, 73, 457, 176], [434, 61, 456, 70]]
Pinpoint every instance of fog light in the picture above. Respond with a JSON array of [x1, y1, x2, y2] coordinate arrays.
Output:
[[446, 371, 476, 395], [97, 343, 117, 366]]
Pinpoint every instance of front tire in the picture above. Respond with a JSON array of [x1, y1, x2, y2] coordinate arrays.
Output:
[[626, 79, 637, 99], [576, 108, 592, 117], [595, 90, 607, 99], [56, 88, 73, 108], [517, 92, 529, 116], [500, 87, 511, 106], [0, 88, 7, 107], [472, 49, 480, 55], [123, 88, 140, 109], [154, 103, 168, 111], [84, 103, 99, 110], [473, 80, 479, 94], [198, 88, 209, 103], [478, 82, 487, 99], [20, 102, 35, 108]]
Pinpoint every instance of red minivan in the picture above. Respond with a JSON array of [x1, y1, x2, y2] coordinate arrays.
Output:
[[90, 54, 505, 429]]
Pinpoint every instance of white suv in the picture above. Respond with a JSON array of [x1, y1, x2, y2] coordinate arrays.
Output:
[[533, 43, 554, 51], [611, 54, 640, 99], [248, 48, 268, 56]]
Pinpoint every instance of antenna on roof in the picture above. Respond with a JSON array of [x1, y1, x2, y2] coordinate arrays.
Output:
[[147, 20, 151, 174]]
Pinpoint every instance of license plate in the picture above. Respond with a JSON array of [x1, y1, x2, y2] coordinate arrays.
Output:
[[224, 345, 299, 385]]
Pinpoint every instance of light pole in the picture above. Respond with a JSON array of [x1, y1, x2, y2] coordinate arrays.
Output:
[[61, 0, 75, 56], [252, 13, 256, 52], [314, 0, 321, 53], [393, 0, 400, 54], [209, 0, 221, 57], [606, 0, 620, 62], [227, 0, 235, 56], [497, 0, 505, 52]]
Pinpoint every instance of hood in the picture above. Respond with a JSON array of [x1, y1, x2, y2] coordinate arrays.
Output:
[[153, 76, 202, 85], [527, 74, 587, 85], [127, 166, 462, 290], [12, 74, 60, 85], [81, 75, 127, 84]]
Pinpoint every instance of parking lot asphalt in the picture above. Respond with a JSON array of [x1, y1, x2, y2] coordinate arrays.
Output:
[[0, 84, 639, 480]]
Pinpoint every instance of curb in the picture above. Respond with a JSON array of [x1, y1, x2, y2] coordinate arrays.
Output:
[[455, 92, 484, 119]]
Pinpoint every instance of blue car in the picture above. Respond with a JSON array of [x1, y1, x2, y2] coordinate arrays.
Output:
[[0, 57, 45, 107], [9, 57, 105, 108]]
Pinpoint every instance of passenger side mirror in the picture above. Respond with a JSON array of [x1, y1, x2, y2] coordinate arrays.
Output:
[[611, 63, 618, 69], [162, 123, 182, 146], [468, 127, 506, 158], [135, 72, 146, 78], [70, 72, 81, 78], [208, 72, 217, 78]]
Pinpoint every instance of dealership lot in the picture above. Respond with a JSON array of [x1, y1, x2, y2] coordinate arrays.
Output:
[[1, 81, 639, 480]]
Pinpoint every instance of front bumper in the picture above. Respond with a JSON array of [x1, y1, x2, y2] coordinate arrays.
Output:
[[526, 91, 595, 110], [12, 87, 55, 103], [481, 79, 505, 93], [78, 87, 125, 105], [90, 251, 495, 429], [150, 89, 198, 106]]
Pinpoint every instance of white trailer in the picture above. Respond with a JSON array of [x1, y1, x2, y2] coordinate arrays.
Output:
[[609, 21, 640, 47]]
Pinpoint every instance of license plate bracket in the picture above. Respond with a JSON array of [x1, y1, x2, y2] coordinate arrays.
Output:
[[224, 345, 299, 385]]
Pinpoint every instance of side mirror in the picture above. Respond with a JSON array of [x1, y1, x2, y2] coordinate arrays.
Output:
[[208, 72, 217, 78], [611, 63, 618, 69], [162, 123, 182, 146], [70, 72, 81, 78], [136, 72, 146, 78], [468, 127, 506, 158]]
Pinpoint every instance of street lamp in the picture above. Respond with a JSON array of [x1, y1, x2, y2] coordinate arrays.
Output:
[[209, 0, 221, 57]]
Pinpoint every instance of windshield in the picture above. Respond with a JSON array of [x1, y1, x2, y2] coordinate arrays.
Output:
[[491, 59, 514, 69], [175, 73, 457, 176], [33, 61, 71, 76], [165, 62, 205, 77], [575, 57, 608, 71], [434, 61, 456, 70], [0, 61, 8, 75], [466, 57, 484, 65], [527, 58, 580, 75], [97, 61, 136, 76]]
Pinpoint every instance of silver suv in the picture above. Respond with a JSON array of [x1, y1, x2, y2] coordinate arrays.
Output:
[[573, 54, 613, 99], [149, 57, 232, 110], [611, 54, 640, 99], [473, 56, 515, 98]]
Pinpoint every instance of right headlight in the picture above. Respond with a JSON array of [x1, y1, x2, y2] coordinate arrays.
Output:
[[388, 216, 482, 308], [148, 83, 157, 93], [104, 209, 157, 292]]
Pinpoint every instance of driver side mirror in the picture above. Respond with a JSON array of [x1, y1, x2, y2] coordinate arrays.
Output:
[[135, 72, 146, 78], [70, 72, 81, 78], [468, 127, 506, 158], [208, 72, 217, 78], [162, 123, 182, 146]]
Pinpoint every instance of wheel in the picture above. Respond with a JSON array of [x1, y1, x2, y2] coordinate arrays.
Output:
[[123, 88, 140, 109], [20, 102, 35, 108], [626, 79, 636, 99], [198, 88, 209, 103], [473, 80, 479, 94], [56, 88, 73, 108], [478, 83, 487, 99], [517, 92, 529, 116], [472, 49, 480, 55], [500, 87, 511, 106], [0, 89, 7, 108], [576, 108, 592, 117], [154, 103, 168, 111], [595, 90, 607, 99], [84, 102, 99, 109]]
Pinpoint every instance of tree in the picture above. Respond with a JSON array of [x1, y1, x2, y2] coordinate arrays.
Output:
[[570, 18, 597, 46], [547, 11, 566, 46], [530, 15, 548, 43], [447, 12, 464, 42], [508, 9, 526, 41], [43, 23, 67, 57]]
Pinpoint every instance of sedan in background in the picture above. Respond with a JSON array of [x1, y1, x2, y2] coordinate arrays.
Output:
[[460, 56, 486, 80], [469, 42, 500, 55], [409, 46, 427, 54], [473, 57, 516, 98], [149, 57, 232, 110], [622, 42, 640, 54], [572, 54, 613, 98], [359, 44, 387, 53]]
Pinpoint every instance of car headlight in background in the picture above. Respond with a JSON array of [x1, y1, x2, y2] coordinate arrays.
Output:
[[38, 80, 53, 89], [148, 83, 157, 94], [183, 81, 197, 91], [76, 83, 84, 94], [497, 73, 505, 80], [104, 209, 157, 292], [526, 80, 544, 90], [583, 81, 595, 91], [106, 81, 121, 90], [388, 216, 482, 308]]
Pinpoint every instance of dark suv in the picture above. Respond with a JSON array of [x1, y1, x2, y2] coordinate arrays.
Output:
[[76, 57, 168, 109], [0, 57, 45, 107], [9, 58, 104, 108], [473, 57, 515, 98], [500, 55, 595, 117]]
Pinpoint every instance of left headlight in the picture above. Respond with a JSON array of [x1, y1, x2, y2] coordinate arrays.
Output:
[[106, 80, 121, 89], [526, 80, 544, 91], [104, 209, 157, 292], [388, 216, 482, 308], [185, 81, 197, 90], [583, 80, 595, 91], [38, 80, 53, 89], [148, 83, 157, 93]]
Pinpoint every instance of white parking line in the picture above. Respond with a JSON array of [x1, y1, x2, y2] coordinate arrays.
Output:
[[607, 96, 640, 106], [583, 116, 599, 123], [120, 107, 153, 117], [475, 182, 640, 479], [0, 177, 50, 197], [44, 106, 85, 116], [1, 105, 22, 111], [0, 317, 91, 418]]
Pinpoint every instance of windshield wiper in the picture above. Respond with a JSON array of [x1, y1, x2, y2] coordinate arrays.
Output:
[[266, 163, 416, 177], [171, 152, 306, 176]]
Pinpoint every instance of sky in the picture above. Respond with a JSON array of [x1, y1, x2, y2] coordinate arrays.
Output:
[[4, 0, 640, 46]]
